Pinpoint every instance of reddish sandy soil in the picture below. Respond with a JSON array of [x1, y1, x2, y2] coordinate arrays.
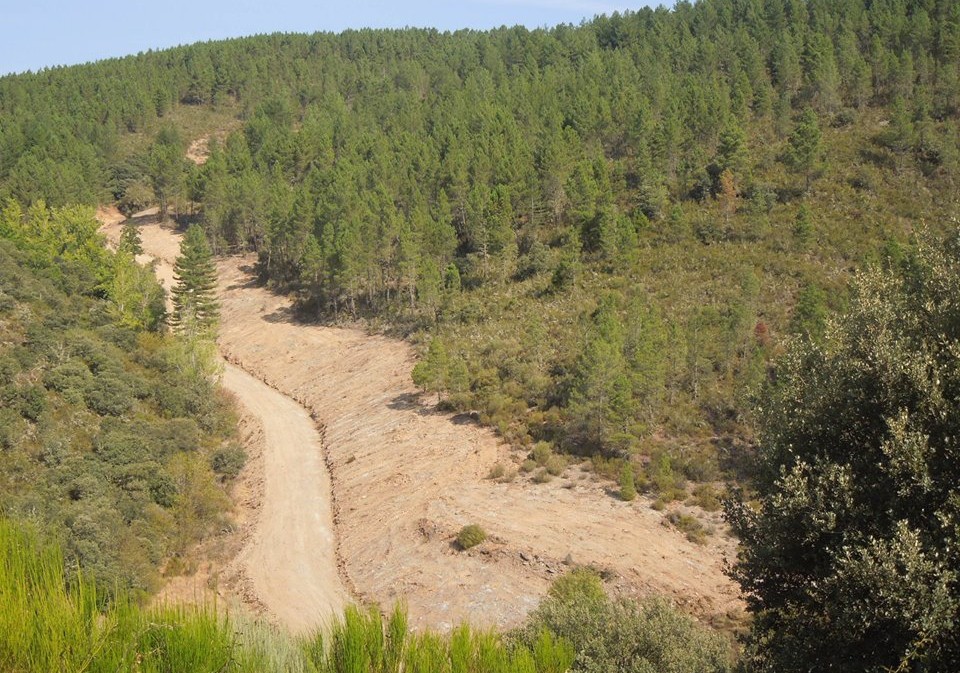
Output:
[[98, 207, 743, 633]]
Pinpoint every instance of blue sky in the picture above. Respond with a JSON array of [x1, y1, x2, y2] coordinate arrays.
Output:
[[1, 1, 659, 76]]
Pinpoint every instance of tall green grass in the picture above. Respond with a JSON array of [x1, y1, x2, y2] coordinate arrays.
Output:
[[0, 519, 574, 673], [0, 519, 252, 672], [301, 604, 573, 673]]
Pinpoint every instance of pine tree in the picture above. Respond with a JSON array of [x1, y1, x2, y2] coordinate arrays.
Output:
[[787, 108, 822, 192], [412, 338, 449, 404], [619, 463, 637, 501], [171, 225, 220, 336], [118, 219, 143, 257]]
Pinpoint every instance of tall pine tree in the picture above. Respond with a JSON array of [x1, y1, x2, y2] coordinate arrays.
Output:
[[171, 225, 220, 336]]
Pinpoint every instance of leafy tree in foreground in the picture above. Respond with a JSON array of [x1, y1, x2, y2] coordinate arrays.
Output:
[[171, 225, 220, 337], [728, 230, 960, 672]]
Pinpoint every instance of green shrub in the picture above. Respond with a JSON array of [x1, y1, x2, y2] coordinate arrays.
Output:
[[544, 454, 567, 477], [210, 445, 247, 480], [532, 441, 553, 465], [532, 469, 553, 484], [456, 524, 487, 550], [689, 483, 724, 512], [665, 511, 710, 544], [515, 567, 732, 673], [619, 464, 637, 501], [16, 384, 46, 421], [520, 459, 537, 473], [83, 374, 134, 416], [43, 359, 93, 403], [487, 462, 507, 480]]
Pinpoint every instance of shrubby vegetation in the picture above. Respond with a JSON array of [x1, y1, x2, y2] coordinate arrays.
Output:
[[3, 1, 960, 669], [0, 203, 237, 597], [1, 517, 733, 673], [5, 519, 760, 673], [514, 568, 732, 673], [456, 523, 487, 550], [729, 228, 960, 671]]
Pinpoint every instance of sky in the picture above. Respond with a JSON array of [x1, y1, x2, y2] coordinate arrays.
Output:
[[0, 0, 660, 77]]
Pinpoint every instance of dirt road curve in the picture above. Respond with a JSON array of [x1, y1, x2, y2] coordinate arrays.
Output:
[[99, 206, 743, 632], [98, 207, 350, 632], [223, 363, 350, 632]]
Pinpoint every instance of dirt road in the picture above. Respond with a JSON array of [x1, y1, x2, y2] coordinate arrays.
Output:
[[100, 207, 743, 632], [98, 208, 351, 632], [215, 264, 742, 630], [223, 363, 350, 632]]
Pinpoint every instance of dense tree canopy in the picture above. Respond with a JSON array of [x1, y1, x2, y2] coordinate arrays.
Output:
[[0, 204, 238, 596]]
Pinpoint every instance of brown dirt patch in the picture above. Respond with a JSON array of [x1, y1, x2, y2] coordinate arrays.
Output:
[[214, 255, 744, 631], [97, 211, 744, 632]]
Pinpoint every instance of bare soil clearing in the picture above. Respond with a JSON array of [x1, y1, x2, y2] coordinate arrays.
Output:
[[99, 211, 742, 631], [215, 261, 743, 630]]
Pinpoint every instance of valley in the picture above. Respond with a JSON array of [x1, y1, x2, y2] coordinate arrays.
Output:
[[100, 208, 741, 631]]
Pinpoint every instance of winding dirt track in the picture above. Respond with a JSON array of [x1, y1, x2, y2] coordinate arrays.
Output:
[[99, 206, 743, 633], [223, 364, 350, 632], [99, 209, 350, 633]]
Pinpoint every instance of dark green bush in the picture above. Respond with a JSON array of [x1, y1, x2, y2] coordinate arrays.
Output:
[[515, 568, 731, 673], [210, 445, 247, 480], [17, 384, 46, 421], [84, 374, 134, 416]]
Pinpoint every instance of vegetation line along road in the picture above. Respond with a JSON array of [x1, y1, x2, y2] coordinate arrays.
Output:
[[99, 211, 351, 632]]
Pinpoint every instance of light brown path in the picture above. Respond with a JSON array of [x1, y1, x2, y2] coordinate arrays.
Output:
[[98, 207, 351, 632], [223, 362, 350, 632]]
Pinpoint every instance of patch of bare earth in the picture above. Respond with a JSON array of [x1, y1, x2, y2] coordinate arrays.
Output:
[[99, 211, 743, 632], [214, 255, 744, 631], [186, 126, 240, 165]]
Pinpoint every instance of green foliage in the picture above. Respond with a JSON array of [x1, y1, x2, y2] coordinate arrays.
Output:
[[0, 520, 243, 673], [729, 229, 960, 672], [301, 602, 573, 673], [118, 219, 144, 256], [210, 444, 247, 480], [515, 568, 732, 673], [619, 464, 636, 502], [786, 108, 823, 191], [411, 338, 449, 404], [171, 224, 220, 337], [0, 218, 234, 595], [0, 520, 573, 673], [456, 524, 487, 550], [664, 511, 709, 545], [148, 126, 187, 220], [790, 282, 828, 341], [1, 0, 959, 484]]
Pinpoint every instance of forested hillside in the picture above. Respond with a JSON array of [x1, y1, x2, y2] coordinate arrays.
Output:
[[0, 202, 241, 597], [2, 1, 958, 490], [2, 0, 960, 670], [1, 0, 959, 523]]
